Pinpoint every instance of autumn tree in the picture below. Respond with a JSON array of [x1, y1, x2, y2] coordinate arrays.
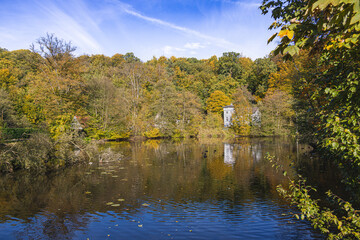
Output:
[[218, 52, 244, 84], [150, 79, 179, 136], [176, 90, 202, 136], [247, 57, 277, 98], [231, 87, 252, 135], [206, 90, 231, 114], [260, 90, 294, 136], [30, 33, 86, 137], [262, 0, 360, 183]]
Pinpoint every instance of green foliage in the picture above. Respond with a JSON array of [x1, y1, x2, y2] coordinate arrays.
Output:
[[218, 52, 245, 84], [0, 131, 96, 172], [261, 0, 360, 58], [266, 153, 360, 239], [1, 128, 36, 140], [198, 113, 229, 138], [231, 88, 252, 135], [262, 0, 360, 189], [278, 179, 360, 239], [260, 90, 295, 136], [247, 57, 277, 98]]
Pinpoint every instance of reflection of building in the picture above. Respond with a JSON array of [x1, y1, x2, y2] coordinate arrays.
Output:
[[224, 143, 235, 165], [251, 144, 262, 162]]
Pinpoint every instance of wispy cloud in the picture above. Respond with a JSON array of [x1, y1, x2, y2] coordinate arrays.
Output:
[[35, 0, 103, 53], [215, 0, 261, 7], [0, 29, 17, 41], [110, 0, 240, 50]]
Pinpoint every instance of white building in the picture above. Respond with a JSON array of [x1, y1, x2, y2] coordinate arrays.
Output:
[[222, 105, 261, 128], [223, 104, 235, 127]]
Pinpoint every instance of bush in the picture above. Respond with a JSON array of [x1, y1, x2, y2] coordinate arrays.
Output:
[[0, 131, 96, 172]]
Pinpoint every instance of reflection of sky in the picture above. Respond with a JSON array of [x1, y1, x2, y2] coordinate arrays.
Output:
[[3, 199, 321, 240], [0, 139, 324, 239]]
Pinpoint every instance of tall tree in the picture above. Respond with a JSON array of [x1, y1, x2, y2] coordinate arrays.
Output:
[[206, 90, 231, 114], [29, 33, 86, 137], [247, 57, 277, 98], [218, 52, 244, 84]]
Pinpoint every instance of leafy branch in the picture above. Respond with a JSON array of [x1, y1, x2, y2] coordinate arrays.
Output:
[[265, 153, 360, 239]]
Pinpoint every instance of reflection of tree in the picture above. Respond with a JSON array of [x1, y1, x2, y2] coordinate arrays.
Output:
[[0, 138, 324, 238]]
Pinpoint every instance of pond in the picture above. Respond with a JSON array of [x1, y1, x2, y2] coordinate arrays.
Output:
[[0, 138, 329, 239]]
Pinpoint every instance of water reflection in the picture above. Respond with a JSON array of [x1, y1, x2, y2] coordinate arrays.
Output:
[[0, 138, 326, 239], [224, 143, 234, 165]]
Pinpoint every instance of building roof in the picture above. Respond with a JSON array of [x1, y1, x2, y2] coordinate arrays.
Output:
[[223, 104, 234, 109]]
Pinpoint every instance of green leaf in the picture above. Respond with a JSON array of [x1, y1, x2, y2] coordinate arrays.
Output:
[[268, 33, 278, 44], [312, 0, 332, 10], [283, 45, 300, 56]]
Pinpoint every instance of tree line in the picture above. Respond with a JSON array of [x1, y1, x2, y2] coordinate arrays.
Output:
[[0, 34, 306, 141]]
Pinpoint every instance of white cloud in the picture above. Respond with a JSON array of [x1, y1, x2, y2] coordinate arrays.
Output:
[[162, 45, 186, 55], [184, 42, 206, 50]]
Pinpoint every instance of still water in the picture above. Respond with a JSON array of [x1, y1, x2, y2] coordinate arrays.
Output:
[[0, 138, 327, 239]]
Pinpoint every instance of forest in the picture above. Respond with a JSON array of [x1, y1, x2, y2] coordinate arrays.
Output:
[[0, 36, 298, 142], [0, 0, 358, 189], [0, 0, 359, 238]]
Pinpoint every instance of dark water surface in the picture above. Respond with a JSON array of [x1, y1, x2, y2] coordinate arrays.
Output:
[[0, 138, 327, 239]]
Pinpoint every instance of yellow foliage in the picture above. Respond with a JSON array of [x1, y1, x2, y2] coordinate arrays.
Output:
[[143, 127, 161, 138], [206, 90, 231, 114], [231, 88, 252, 136], [278, 29, 294, 39]]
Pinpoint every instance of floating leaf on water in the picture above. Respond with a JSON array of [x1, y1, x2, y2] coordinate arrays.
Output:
[[119, 167, 125, 170], [121, 179, 128, 181], [85, 172, 92, 175], [111, 204, 120, 207], [117, 199, 125, 202], [138, 224, 143, 228], [101, 172, 107, 175], [106, 202, 114, 205], [85, 191, 91, 194], [112, 175, 119, 178], [142, 203, 150, 207], [189, 230, 192, 232]]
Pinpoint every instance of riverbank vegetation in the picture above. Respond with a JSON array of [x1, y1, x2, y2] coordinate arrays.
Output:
[[0, 33, 300, 171], [262, 0, 360, 238], [0, 34, 299, 144]]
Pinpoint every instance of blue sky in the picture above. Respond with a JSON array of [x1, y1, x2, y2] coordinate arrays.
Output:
[[0, 0, 277, 61]]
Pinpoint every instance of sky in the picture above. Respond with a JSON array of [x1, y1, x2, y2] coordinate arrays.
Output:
[[0, 0, 277, 61]]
